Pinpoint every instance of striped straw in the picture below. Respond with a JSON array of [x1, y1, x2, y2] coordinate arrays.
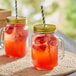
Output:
[[15, 0, 18, 18], [41, 5, 46, 27]]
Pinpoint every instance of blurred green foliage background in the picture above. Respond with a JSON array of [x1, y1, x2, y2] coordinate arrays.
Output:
[[63, 0, 76, 40], [1, 0, 76, 40]]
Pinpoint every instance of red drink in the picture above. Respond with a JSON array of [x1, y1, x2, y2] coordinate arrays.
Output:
[[32, 24, 58, 69], [4, 17, 28, 57]]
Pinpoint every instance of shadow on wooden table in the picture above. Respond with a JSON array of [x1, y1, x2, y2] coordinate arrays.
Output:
[[11, 67, 51, 76], [0, 55, 20, 65]]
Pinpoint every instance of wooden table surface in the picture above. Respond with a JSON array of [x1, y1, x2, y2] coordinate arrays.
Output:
[[28, 31, 76, 76]]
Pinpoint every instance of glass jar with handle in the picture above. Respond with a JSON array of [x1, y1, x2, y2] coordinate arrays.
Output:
[[31, 24, 64, 70], [0, 16, 28, 57]]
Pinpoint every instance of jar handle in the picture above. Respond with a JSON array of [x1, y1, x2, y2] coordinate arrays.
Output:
[[57, 37, 65, 60], [0, 27, 5, 48]]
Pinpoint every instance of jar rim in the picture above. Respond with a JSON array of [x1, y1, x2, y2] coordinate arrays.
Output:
[[34, 24, 56, 33], [6, 16, 26, 23]]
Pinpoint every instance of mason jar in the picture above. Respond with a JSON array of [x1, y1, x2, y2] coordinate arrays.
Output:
[[31, 24, 64, 70], [3, 16, 28, 57]]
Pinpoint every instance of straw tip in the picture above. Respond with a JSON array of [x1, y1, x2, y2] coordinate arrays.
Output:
[[41, 5, 43, 8]]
